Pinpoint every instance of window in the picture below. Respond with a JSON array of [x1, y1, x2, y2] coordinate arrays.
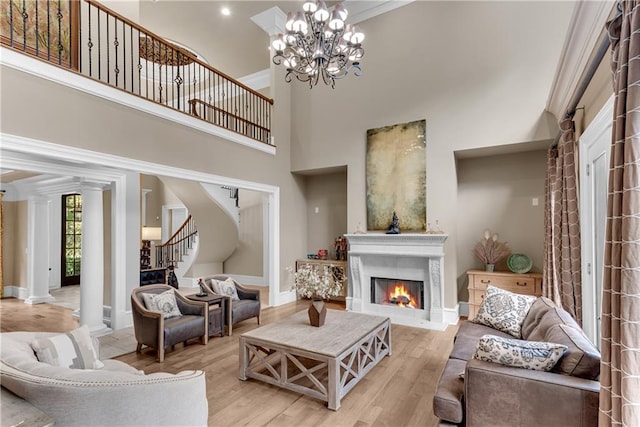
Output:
[[61, 193, 81, 286]]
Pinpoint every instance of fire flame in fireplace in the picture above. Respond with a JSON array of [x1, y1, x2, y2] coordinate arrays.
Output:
[[389, 283, 417, 308]]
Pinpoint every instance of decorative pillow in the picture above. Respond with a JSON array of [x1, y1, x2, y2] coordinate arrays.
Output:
[[208, 278, 222, 294], [473, 285, 536, 338], [217, 278, 240, 301], [141, 289, 182, 319], [473, 334, 568, 371], [31, 325, 104, 369]]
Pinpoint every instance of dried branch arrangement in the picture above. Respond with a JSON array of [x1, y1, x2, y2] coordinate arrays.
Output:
[[474, 229, 511, 265]]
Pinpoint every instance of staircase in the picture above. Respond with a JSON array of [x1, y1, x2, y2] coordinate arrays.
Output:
[[157, 177, 239, 283]]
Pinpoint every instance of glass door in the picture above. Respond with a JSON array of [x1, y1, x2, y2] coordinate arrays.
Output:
[[61, 193, 82, 286]]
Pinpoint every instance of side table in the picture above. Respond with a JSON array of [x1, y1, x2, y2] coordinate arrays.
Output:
[[186, 293, 228, 337]]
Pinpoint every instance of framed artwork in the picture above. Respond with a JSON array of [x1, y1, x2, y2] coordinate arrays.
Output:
[[366, 119, 426, 231]]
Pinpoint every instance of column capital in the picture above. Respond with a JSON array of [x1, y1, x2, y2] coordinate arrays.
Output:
[[80, 181, 109, 192]]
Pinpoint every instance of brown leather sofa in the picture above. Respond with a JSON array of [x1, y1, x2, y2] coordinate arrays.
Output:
[[131, 284, 209, 362], [203, 275, 261, 335], [433, 296, 600, 426]]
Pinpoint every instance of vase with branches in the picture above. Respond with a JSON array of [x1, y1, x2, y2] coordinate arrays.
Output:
[[474, 229, 511, 272], [287, 263, 343, 326]]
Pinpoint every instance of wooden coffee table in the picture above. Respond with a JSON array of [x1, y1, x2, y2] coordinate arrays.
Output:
[[239, 309, 391, 410]]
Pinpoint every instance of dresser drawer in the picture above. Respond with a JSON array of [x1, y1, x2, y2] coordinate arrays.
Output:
[[472, 274, 535, 290]]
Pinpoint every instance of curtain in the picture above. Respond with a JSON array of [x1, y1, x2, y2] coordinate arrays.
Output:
[[0, 192, 3, 298], [542, 118, 583, 324], [599, 1, 640, 425]]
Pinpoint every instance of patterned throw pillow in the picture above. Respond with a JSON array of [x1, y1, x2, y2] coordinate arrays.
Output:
[[142, 289, 182, 319], [31, 325, 105, 369], [473, 334, 568, 371], [473, 285, 536, 338], [217, 278, 240, 301]]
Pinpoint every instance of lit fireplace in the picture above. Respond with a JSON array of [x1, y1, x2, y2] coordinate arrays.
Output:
[[371, 277, 424, 310]]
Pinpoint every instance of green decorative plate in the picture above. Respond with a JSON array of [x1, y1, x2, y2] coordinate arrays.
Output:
[[507, 254, 533, 274]]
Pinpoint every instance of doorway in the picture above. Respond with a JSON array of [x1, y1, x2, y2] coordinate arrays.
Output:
[[580, 96, 614, 348], [61, 193, 82, 286]]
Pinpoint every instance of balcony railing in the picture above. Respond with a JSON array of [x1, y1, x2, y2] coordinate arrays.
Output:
[[1, 0, 274, 145]]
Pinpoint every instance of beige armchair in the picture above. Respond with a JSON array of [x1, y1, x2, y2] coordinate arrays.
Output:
[[131, 284, 208, 362], [203, 275, 261, 335]]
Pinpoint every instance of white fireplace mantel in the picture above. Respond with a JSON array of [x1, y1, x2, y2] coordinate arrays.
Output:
[[345, 233, 448, 330]]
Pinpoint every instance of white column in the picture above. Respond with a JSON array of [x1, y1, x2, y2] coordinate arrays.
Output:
[[25, 196, 54, 304], [80, 183, 110, 335]]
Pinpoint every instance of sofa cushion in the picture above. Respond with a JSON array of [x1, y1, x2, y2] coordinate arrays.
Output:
[[30, 325, 104, 370], [142, 289, 182, 319], [473, 334, 567, 371], [544, 324, 601, 380], [521, 296, 557, 339], [472, 285, 536, 338], [433, 358, 467, 424], [525, 305, 581, 342]]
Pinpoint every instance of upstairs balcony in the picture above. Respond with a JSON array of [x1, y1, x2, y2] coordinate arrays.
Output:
[[1, 0, 274, 147]]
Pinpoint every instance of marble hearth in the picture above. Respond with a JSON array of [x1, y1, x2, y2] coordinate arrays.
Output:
[[345, 233, 448, 330]]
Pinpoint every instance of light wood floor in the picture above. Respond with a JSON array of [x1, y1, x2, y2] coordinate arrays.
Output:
[[0, 297, 458, 427]]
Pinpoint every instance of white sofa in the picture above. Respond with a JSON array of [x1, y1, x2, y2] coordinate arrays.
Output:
[[0, 332, 208, 426]]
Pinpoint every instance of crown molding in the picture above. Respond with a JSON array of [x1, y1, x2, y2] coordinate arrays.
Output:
[[545, 1, 616, 121]]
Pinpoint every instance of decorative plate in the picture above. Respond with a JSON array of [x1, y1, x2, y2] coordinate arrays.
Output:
[[507, 253, 533, 274]]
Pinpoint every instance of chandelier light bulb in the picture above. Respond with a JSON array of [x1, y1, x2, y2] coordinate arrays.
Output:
[[350, 25, 365, 44], [292, 12, 308, 33], [328, 10, 345, 30], [285, 11, 296, 32], [271, 36, 286, 52], [314, 1, 330, 22], [302, 1, 317, 13], [334, 3, 348, 21]]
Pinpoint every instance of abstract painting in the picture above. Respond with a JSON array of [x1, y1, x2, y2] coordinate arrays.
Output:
[[366, 119, 426, 231]]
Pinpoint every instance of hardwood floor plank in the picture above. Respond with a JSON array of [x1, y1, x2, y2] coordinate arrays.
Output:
[[0, 297, 458, 426]]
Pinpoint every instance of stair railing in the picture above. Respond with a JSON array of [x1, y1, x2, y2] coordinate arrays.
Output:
[[0, 0, 274, 145], [156, 215, 197, 269]]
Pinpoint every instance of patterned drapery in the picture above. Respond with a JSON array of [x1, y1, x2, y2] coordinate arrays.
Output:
[[599, 1, 640, 425], [542, 118, 582, 324]]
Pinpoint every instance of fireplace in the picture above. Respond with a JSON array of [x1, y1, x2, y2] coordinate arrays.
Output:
[[371, 277, 424, 309], [345, 233, 449, 330]]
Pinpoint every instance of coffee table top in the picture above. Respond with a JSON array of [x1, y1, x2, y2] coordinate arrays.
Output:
[[241, 309, 389, 357]]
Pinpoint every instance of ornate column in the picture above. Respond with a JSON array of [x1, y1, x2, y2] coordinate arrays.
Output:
[[25, 195, 54, 304], [79, 183, 110, 335]]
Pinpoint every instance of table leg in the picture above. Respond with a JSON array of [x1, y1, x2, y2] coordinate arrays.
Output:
[[239, 337, 248, 380], [327, 357, 340, 410]]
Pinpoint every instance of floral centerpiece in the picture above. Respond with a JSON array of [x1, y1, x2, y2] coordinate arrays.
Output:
[[287, 263, 344, 327], [474, 229, 511, 272], [287, 264, 343, 300]]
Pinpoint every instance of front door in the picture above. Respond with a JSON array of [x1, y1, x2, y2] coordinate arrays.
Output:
[[61, 193, 82, 286]]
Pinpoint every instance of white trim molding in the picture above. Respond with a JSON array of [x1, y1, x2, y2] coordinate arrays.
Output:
[[545, 1, 617, 120], [0, 47, 275, 156]]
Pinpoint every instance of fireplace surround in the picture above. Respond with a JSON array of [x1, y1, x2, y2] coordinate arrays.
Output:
[[345, 233, 448, 330]]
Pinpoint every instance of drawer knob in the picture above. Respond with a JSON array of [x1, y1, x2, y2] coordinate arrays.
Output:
[[516, 282, 527, 286], [480, 280, 491, 284]]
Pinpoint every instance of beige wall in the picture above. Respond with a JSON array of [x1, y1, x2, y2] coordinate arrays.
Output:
[[141, 174, 163, 227], [455, 150, 547, 301], [289, 1, 573, 308], [304, 170, 348, 258], [224, 203, 264, 277]]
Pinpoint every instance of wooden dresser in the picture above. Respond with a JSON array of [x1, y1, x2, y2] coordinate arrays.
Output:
[[467, 270, 543, 320]]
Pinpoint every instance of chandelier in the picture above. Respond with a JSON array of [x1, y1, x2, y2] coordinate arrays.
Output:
[[271, 1, 365, 88]]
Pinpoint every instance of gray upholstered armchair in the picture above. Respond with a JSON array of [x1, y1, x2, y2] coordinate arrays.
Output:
[[131, 284, 208, 362], [204, 275, 261, 335]]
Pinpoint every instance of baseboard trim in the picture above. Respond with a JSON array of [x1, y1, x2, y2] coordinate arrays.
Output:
[[458, 302, 469, 318], [443, 304, 460, 325], [3, 286, 29, 300], [276, 290, 297, 306]]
